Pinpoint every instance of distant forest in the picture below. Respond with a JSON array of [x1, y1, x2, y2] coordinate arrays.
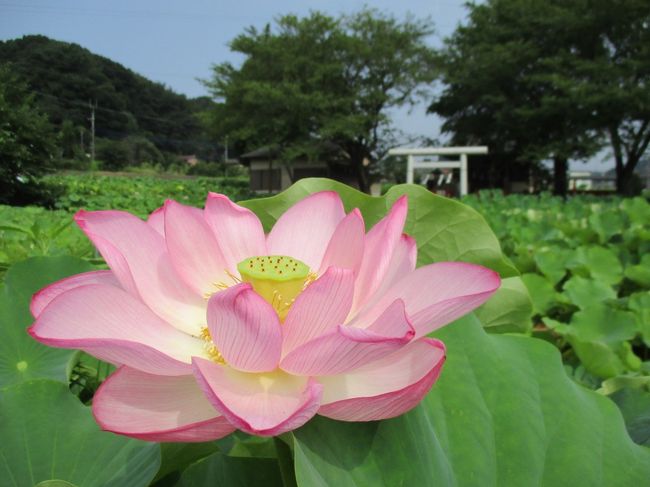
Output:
[[0, 35, 216, 157]]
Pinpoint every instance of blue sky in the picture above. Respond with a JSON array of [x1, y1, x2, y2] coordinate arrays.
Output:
[[0, 0, 612, 170]]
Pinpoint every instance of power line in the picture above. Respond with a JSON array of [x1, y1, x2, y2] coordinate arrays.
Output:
[[30, 89, 209, 126]]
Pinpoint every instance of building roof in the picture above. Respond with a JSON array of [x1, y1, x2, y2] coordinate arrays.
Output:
[[240, 145, 279, 160], [239, 142, 344, 164]]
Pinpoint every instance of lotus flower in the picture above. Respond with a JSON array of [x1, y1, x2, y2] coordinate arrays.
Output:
[[29, 191, 500, 440]]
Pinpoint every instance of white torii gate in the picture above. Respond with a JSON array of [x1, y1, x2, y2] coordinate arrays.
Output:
[[387, 146, 488, 196]]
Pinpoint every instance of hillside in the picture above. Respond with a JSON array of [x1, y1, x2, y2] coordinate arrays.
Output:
[[0, 35, 214, 155]]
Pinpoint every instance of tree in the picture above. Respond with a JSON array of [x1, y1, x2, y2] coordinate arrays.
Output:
[[0, 64, 56, 204], [429, 0, 603, 195], [429, 0, 649, 195], [205, 9, 437, 192]]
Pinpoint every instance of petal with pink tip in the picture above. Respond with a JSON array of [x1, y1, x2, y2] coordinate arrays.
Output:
[[75, 210, 206, 335], [351, 196, 408, 312], [318, 209, 365, 275], [164, 200, 230, 296], [29, 284, 208, 375], [351, 262, 501, 338], [204, 193, 267, 269], [282, 267, 355, 356], [318, 338, 445, 421], [207, 283, 282, 373], [267, 191, 345, 270], [30, 270, 119, 318], [193, 358, 322, 437], [280, 299, 414, 376], [371, 233, 417, 299], [147, 206, 165, 236], [93, 367, 235, 442]]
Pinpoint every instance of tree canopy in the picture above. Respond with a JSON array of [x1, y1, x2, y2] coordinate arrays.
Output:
[[429, 0, 650, 195], [205, 9, 437, 191]]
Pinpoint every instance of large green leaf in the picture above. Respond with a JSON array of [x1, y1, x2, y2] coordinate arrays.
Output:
[[240, 178, 518, 277], [570, 246, 623, 286], [533, 247, 571, 285], [293, 315, 650, 486], [562, 276, 616, 310], [0, 256, 95, 387], [0, 380, 160, 487], [610, 387, 650, 447]]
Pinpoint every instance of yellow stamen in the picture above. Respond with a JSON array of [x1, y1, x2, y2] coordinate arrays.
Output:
[[199, 326, 225, 364], [203, 270, 244, 299], [237, 255, 313, 321]]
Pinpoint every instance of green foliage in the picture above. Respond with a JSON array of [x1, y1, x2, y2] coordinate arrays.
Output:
[[95, 138, 132, 171], [0, 64, 57, 205], [207, 9, 436, 191], [463, 191, 650, 386], [0, 206, 95, 274], [43, 173, 251, 216]]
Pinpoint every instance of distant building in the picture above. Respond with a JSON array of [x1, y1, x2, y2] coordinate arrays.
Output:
[[180, 155, 199, 166], [238, 144, 358, 193], [568, 170, 615, 191]]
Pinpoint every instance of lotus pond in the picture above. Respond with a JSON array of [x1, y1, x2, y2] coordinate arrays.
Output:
[[1, 178, 649, 486]]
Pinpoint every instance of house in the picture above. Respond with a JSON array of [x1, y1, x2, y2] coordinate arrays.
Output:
[[239, 144, 358, 193]]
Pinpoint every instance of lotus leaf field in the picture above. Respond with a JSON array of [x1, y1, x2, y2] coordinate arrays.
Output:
[[0, 176, 649, 486]]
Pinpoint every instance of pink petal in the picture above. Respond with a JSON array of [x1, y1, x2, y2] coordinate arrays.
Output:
[[318, 209, 365, 275], [192, 358, 322, 436], [267, 191, 345, 270], [280, 299, 414, 376], [207, 283, 282, 373], [93, 367, 235, 442], [29, 284, 208, 375], [282, 267, 355, 356], [351, 262, 501, 338], [75, 210, 206, 335], [371, 234, 417, 299], [31, 270, 119, 318], [204, 193, 267, 269], [351, 196, 408, 312], [147, 206, 165, 236], [164, 199, 231, 296], [318, 338, 445, 421]]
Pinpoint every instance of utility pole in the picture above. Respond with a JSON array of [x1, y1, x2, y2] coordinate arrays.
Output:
[[88, 100, 97, 163], [224, 135, 229, 162]]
